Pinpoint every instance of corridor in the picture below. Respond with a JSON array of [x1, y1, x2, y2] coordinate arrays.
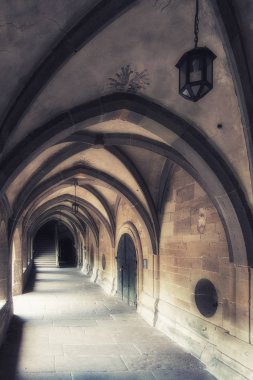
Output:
[[0, 267, 216, 380]]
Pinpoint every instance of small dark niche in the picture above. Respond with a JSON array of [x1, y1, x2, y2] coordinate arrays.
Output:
[[102, 254, 106, 270], [195, 279, 218, 317]]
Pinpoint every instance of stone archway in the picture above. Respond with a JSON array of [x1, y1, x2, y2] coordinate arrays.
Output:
[[32, 220, 78, 269], [5, 95, 252, 267], [115, 221, 144, 306], [117, 233, 137, 307]]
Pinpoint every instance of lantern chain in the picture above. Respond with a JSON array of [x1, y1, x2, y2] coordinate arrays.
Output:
[[194, 0, 199, 48]]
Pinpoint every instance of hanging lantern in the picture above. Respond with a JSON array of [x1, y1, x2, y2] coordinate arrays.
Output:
[[72, 180, 79, 214], [176, 0, 216, 102], [72, 202, 79, 214]]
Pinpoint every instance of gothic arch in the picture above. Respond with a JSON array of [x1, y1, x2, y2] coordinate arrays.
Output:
[[116, 221, 144, 304], [1, 95, 251, 266]]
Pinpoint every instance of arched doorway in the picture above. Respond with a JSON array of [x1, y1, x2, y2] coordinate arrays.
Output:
[[58, 237, 76, 267], [33, 221, 56, 268], [57, 222, 77, 267], [117, 234, 137, 307], [33, 221, 77, 268]]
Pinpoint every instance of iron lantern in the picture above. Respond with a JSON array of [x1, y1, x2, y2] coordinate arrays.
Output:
[[176, 47, 216, 102], [176, 0, 216, 102], [72, 202, 79, 214]]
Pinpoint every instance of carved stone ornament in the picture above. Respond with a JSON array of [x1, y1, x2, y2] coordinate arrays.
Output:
[[108, 65, 150, 93], [197, 207, 206, 234]]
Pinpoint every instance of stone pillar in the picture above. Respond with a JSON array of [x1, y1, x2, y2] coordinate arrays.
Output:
[[153, 254, 160, 300]]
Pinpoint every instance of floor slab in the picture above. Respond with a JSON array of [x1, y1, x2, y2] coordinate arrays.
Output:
[[0, 267, 217, 379]]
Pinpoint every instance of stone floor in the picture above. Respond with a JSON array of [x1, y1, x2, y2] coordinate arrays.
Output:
[[0, 267, 216, 380]]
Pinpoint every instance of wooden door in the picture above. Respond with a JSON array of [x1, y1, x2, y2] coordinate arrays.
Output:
[[117, 234, 137, 307]]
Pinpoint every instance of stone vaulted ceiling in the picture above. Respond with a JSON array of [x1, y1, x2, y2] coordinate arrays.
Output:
[[0, 0, 252, 264]]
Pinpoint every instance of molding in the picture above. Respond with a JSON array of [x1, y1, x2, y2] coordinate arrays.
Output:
[[80, 184, 116, 233], [157, 160, 176, 217], [15, 166, 156, 252], [0, 93, 252, 265], [21, 192, 113, 248], [106, 146, 159, 241], [24, 199, 100, 248], [12, 142, 91, 212], [116, 222, 145, 300]]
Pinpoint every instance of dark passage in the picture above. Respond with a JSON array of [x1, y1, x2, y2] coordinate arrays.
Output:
[[33, 221, 56, 268], [58, 222, 77, 267], [33, 220, 77, 268]]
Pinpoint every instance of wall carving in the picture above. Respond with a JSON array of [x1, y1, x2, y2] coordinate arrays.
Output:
[[108, 65, 150, 93], [197, 207, 206, 234]]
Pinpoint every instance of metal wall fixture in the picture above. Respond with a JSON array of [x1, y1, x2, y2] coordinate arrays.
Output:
[[176, 0, 216, 102], [72, 179, 79, 214]]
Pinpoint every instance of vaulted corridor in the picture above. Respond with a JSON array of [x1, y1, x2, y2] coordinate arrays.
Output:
[[1, 1, 253, 379], [0, 267, 215, 380]]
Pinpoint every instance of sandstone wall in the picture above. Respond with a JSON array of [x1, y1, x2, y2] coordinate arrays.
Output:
[[82, 167, 253, 379], [156, 166, 253, 379]]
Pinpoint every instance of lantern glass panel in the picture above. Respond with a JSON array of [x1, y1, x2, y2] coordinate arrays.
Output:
[[179, 60, 187, 90], [192, 85, 201, 96], [189, 53, 203, 82], [182, 88, 190, 98], [199, 84, 209, 98], [72, 202, 79, 214]]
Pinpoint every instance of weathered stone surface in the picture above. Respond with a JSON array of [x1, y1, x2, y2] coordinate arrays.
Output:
[[0, 3, 252, 380], [0, 267, 216, 379]]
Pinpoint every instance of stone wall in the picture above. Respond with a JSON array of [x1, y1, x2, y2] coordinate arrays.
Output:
[[159, 165, 230, 326], [84, 168, 253, 379], [83, 228, 97, 278], [97, 224, 114, 294], [155, 165, 253, 379]]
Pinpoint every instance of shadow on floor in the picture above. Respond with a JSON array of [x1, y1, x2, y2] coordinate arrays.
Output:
[[23, 265, 36, 293], [0, 315, 24, 380]]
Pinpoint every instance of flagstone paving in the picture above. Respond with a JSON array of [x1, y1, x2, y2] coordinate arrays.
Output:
[[0, 267, 216, 379]]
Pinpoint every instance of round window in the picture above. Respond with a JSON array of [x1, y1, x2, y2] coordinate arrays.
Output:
[[102, 254, 106, 270], [195, 279, 218, 317]]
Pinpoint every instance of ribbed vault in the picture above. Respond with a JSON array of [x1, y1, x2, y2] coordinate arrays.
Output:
[[1, 2, 253, 378]]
